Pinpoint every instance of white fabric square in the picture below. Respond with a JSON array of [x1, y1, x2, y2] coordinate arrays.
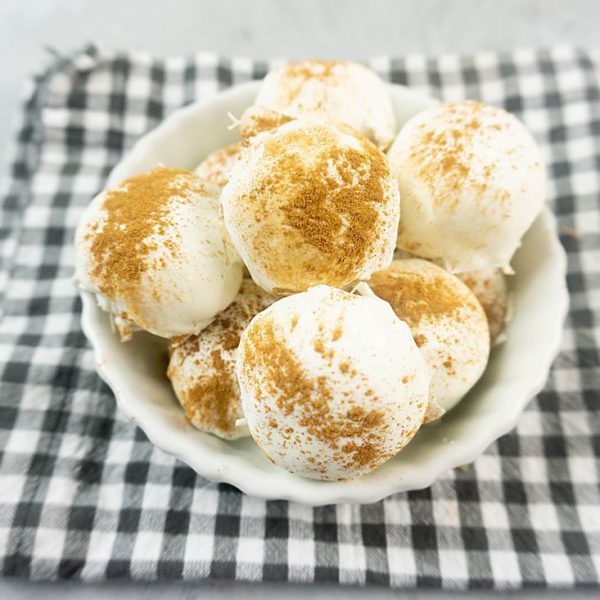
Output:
[[33, 527, 66, 560], [131, 531, 164, 563], [528, 503, 560, 532], [5, 428, 40, 455], [439, 548, 468, 584], [541, 553, 574, 585], [141, 483, 172, 510], [45, 476, 78, 507], [236, 536, 264, 565], [96, 483, 125, 512], [387, 546, 417, 587], [489, 550, 521, 585], [481, 501, 510, 531], [338, 543, 366, 584], [184, 533, 214, 563]]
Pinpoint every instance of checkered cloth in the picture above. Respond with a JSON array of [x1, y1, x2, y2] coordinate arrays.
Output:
[[0, 44, 598, 590]]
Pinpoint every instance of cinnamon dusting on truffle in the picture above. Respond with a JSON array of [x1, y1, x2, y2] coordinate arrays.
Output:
[[370, 261, 470, 328], [195, 143, 246, 188], [167, 280, 275, 439], [87, 167, 204, 305], [177, 349, 238, 435], [233, 122, 395, 291], [239, 106, 294, 138], [241, 315, 392, 472], [405, 101, 512, 210], [270, 60, 346, 106], [457, 270, 508, 343]]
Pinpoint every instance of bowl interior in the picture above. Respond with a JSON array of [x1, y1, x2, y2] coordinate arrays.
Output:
[[81, 82, 568, 505]]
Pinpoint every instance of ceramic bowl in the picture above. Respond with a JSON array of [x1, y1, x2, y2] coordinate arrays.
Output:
[[80, 81, 568, 505]]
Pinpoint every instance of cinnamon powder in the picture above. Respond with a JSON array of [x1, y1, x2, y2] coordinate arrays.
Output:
[[238, 107, 294, 139], [458, 271, 508, 342], [369, 263, 470, 329], [242, 124, 392, 290], [241, 316, 391, 473], [168, 280, 275, 438], [195, 143, 246, 188], [86, 167, 204, 303], [274, 60, 344, 106], [179, 349, 239, 435], [407, 101, 511, 211]]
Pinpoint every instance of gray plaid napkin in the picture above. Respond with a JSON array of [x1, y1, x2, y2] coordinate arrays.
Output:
[[0, 44, 599, 589]]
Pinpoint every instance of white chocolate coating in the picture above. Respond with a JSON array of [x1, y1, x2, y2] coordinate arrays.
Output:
[[255, 60, 396, 148], [75, 168, 243, 339], [369, 259, 490, 422], [237, 106, 294, 139], [396, 248, 511, 346], [388, 101, 546, 273], [457, 268, 510, 345], [167, 279, 275, 439], [221, 119, 400, 294], [194, 143, 246, 188], [237, 285, 429, 481]]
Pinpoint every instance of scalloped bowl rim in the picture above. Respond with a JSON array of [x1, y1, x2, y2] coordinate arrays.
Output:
[[79, 81, 569, 505]]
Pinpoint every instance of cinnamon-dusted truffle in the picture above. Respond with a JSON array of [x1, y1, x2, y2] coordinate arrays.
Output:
[[397, 248, 510, 345], [369, 259, 490, 423], [75, 167, 243, 339], [167, 279, 275, 439], [254, 60, 396, 148], [457, 268, 510, 345], [388, 100, 546, 273], [221, 119, 400, 295], [194, 143, 247, 188], [238, 106, 294, 139], [237, 286, 429, 481]]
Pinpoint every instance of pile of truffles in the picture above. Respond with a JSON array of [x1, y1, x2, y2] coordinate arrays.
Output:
[[75, 60, 546, 481]]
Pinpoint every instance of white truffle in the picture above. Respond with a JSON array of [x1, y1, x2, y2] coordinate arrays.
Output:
[[369, 259, 490, 423], [396, 248, 510, 345], [254, 60, 396, 148], [194, 142, 246, 188], [457, 268, 510, 345], [221, 119, 400, 294], [75, 167, 243, 339], [388, 100, 546, 273], [237, 106, 295, 139], [167, 279, 275, 439], [237, 286, 430, 481]]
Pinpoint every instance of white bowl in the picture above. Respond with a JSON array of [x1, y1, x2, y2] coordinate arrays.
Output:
[[80, 82, 568, 505]]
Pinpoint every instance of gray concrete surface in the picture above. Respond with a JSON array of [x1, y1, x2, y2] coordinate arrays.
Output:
[[1, 0, 599, 597], [3, 579, 600, 599]]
